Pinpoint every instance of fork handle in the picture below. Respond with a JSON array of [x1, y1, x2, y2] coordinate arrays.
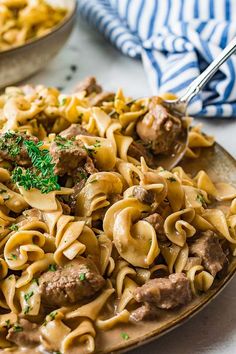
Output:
[[179, 36, 236, 104]]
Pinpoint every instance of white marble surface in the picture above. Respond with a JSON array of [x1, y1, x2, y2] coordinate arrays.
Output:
[[27, 19, 236, 354]]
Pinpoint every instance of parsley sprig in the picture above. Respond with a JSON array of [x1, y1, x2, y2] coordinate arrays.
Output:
[[12, 140, 60, 194], [0, 131, 23, 157]]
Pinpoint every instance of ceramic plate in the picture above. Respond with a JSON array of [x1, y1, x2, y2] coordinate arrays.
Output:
[[93, 142, 236, 354]]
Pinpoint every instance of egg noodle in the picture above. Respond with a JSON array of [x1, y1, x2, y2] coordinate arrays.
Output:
[[0, 0, 67, 51], [0, 78, 235, 353]]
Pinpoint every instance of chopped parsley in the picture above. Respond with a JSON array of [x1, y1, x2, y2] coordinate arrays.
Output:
[[121, 332, 129, 340], [79, 273, 86, 281], [0, 131, 23, 157], [24, 291, 34, 302], [196, 193, 206, 205], [89, 179, 98, 184], [32, 277, 39, 286], [54, 135, 73, 150], [60, 97, 67, 106], [83, 140, 101, 156], [11, 253, 17, 260], [9, 224, 19, 231], [49, 311, 57, 320], [12, 140, 60, 194], [78, 170, 88, 180], [4, 320, 11, 329], [13, 324, 23, 332], [24, 305, 31, 315], [167, 176, 177, 182], [48, 264, 57, 272]]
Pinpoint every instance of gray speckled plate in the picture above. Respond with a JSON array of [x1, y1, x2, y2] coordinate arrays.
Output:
[[94, 143, 236, 354], [0, 0, 77, 89]]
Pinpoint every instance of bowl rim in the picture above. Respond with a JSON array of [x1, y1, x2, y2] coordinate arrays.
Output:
[[0, 0, 77, 57]]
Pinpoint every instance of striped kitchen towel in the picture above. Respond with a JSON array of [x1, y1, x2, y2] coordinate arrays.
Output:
[[78, 0, 236, 117]]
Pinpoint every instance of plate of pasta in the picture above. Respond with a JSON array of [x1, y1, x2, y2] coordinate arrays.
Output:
[[0, 0, 76, 88], [0, 77, 236, 354]]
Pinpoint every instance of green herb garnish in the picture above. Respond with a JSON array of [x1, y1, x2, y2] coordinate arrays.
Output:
[[0, 131, 23, 157], [196, 193, 206, 205], [32, 277, 39, 286], [121, 332, 129, 340], [54, 135, 73, 150], [79, 273, 86, 281], [49, 311, 57, 321], [48, 264, 57, 272], [167, 177, 177, 182], [9, 224, 19, 231], [24, 305, 31, 315], [13, 324, 23, 332], [78, 170, 88, 180], [89, 179, 98, 184], [24, 291, 34, 302], [83, 139, 101, 156], [12, 140, 60, 194], [4, 320, 11, 329], [11, 253, 17, 260]]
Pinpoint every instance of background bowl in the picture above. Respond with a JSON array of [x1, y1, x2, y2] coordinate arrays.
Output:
[[0, 0, 77, 89]]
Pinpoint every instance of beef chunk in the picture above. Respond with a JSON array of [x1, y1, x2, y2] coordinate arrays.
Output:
[[128, 141, 155, 167], [0, 131, 38, 166], [130, 303, 159, 322], [7, 319, 40, 347], [75, 77, 102, 95], [50, 137, 97, 177], [184, 257, 202, 271], [143, 213, 164, 233], [134, 273, 192, 309], [90, 92, 115, 106], [60, 124, 90, 139], [23, 208, 43, 220], [190, 231, 227, 276], [143, 213, 167, 242], [69, 178, 87, 212], [136, 97, 182, 155], [39, 257, 105, 307], [132, 186, 154, 204], [109, 193, 123, 205]]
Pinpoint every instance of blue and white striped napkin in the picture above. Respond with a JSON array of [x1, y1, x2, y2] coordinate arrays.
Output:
[[78, 0, 236, 117]]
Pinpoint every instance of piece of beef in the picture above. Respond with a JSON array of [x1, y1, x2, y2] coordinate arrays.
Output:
[[109, 193, 123, 205], [74, 77, 102, 95], [190, 231, 227, 276], [143, 213, 167, 242], [134, 273, 192, 310], [7, 319, 40, 347], [60, 124, 90, 139], [50, 138, 97, 177], [128, 141, 155, 167], [23, 208, 43, 220], [136, 97, 182, 155], [84, 156, 98, 175], [132, 186, 155, 204], [0, 131, 38, 166], [69, 178, 87, 212], [130, 303, 159, 322], [184, 257, 202, 271], [39, 257, 105, 307], [90, 92, 115, 106]]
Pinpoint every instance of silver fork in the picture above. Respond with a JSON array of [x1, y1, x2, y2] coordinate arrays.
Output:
[[160, 36, 236, 169]]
